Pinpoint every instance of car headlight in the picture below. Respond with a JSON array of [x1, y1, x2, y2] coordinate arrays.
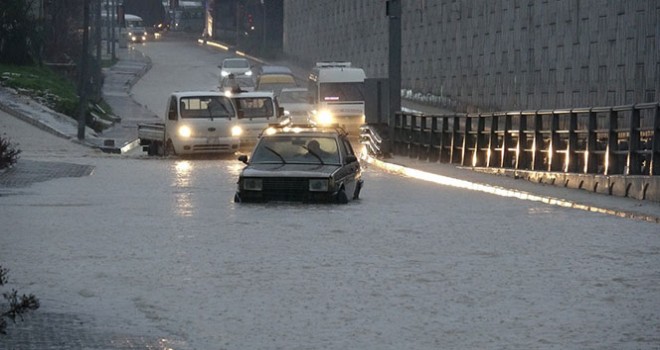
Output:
[[231, 125, 243, 136], [245, 71, 252, 76], [242, 178, 263, 191], [316, 110, 334, 126], [309, 179, 329, 192], [178, 125, 192, 138], [221, 70, 229, 77]]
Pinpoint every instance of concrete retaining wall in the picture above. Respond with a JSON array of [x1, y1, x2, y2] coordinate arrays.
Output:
[[283, 0, 660, 112], [473, 167, 660, 202]]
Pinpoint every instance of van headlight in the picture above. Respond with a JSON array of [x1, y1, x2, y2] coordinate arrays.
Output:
[[231, 125, 243, 137], [178, 125, 192, 138], [309, 179, 329, 192], [221, 70, 229, 77], [242, 178, 263, 191], [245, 71, 252, 76]]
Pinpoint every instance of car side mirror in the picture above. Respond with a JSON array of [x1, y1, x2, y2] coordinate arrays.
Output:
[[217, 65, 222, 69], [238, 155, 249, 164], [237, 110, 244, 118], [278, 107, 284, 117], [345, 155, 357, 164]]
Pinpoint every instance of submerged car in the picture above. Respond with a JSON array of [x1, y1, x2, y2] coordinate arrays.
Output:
[[234, 125, 363, 204]]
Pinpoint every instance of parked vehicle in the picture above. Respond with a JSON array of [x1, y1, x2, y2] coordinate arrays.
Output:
[[278, 87, 312, 124], [308, 61, 366, 134], [138, 91, 241, 156], [228, 90, 287, 148], [234, 124, 363, 204], [219, 58, 253, 78]]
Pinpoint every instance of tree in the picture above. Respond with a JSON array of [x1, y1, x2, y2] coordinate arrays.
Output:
[[0, 265, 40, 335], [0, 0, 44, 65]]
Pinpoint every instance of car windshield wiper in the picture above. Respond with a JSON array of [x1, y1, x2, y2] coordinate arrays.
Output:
[[302, 146, 325, 165], [264, 146, 287, 164]]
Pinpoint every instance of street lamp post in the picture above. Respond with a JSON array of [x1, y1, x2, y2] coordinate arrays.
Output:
[[261, 0, 265, 55]]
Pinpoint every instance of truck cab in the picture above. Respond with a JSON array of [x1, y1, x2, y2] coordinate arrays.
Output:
[[227, 90, 287, 149], [138, 91, 241, 156]]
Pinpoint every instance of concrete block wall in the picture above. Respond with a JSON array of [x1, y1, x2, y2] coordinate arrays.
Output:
[[283, 0, 660, 112]]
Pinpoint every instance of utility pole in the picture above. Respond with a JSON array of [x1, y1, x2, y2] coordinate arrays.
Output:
[[111, 0, 116, 60], [387, 0, 401, 124], [95, 0, 102, 62], [78, 0, 91, 140]]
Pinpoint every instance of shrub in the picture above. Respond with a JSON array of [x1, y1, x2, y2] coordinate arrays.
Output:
[[0, 136, 21, 170], [0, 265, 40, 335]]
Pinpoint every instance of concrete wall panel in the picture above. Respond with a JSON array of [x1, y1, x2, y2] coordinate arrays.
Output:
[[283, 0, 660, 112]]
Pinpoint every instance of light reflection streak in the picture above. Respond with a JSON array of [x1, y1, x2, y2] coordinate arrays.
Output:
[[173, 160, 194, 217], [364, 155, 659, 224]]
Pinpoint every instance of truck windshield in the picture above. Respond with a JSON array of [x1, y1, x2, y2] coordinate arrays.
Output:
[[320, 82, 365, 102], [180, 96, 235, 119], [235, 97, 274, 118]]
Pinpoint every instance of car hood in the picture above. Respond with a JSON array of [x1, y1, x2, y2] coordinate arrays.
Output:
[[241, 163, 341, 177]]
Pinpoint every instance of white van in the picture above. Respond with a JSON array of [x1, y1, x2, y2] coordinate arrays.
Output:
[[228, 91, 287, 148], [308, 61, 366, 133], [125, 14, 147, 43]]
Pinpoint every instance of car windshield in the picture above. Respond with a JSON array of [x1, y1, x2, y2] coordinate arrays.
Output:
[[179, 96, 235, 119], [278, 90, 308, 104], [235, 97, 274, 118], [224, 59, 249, 68], [251, 135, 340, 165]]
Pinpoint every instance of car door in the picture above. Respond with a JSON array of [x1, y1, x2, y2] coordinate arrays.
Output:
[[338, 136, 360, 197]]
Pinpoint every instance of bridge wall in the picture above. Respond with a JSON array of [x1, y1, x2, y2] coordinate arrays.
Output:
[[283, 0, 660, 112]]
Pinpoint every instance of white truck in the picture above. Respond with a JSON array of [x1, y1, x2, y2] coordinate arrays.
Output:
[[307, 61, 366, 134], [138, 91, 241, 156], [226, 90, 287, 149]]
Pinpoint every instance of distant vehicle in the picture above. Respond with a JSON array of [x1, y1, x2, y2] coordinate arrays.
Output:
[[255, 65, 298, 96], [255, 74, 297, 96], [278, 88, 312, 124], [137, 91, 241, 156], [308, 61, 366, 134], [125, 14, 148, 43], [257, 65, 295, 77], [228, 90, 287, 148], [219, 58, 253, 78], [234, 124, 363, 204], [219, 75, 255, 93]]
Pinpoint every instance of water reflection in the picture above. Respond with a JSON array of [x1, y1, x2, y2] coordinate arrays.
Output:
[[172, 160, 194, 217], [366, 155, 659, 224]]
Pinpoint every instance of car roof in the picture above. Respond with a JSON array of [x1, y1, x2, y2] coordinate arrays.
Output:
[[262, 124, 349, 138], [257, 74, 296, 84], [229, 91, 275, 98], [172, 91, 228, 98], [280, 87, 308, 93], [259, 65, 293, 75]]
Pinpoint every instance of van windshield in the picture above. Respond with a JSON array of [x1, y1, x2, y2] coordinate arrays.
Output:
[[179, 96, 235, 119], [234, 97, 274, 118], [320, 82, 365, 102]]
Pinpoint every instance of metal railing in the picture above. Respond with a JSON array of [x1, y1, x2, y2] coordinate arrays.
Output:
[[362, 103, 660, 176]]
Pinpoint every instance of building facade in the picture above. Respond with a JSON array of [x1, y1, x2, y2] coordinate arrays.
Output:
[[283, 0, 660, 112]]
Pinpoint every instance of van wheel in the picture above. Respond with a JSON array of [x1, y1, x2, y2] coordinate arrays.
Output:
[[336, 188, 348, 204], [148, 141, 162, 156], [164, 140, 175, 156]]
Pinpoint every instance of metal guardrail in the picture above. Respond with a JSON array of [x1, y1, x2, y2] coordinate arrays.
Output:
[[362, 102, 660, 176]]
